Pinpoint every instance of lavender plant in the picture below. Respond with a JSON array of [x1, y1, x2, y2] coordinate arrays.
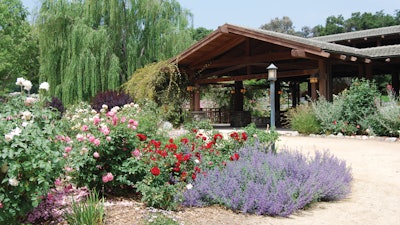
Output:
[[182, 143, 352, 217]]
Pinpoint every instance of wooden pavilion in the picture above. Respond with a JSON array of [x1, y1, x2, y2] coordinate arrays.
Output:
[[170, 24, 400, 126]]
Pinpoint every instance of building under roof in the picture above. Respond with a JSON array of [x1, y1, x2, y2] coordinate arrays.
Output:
[[171, 24, 400, 126]]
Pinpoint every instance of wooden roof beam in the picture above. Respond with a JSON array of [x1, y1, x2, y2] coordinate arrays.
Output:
[[192, 51, 293, 70], [291, 49, 330, 59], [195, 69, 319, 84]]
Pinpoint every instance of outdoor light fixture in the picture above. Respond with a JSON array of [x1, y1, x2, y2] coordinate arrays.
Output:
[[186, 86, 195, 92], [267, 63, 278, 81], [309, 75, 318, 84], [240, 88, 246, 94]]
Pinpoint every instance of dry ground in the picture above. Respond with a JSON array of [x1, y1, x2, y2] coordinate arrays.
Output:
[[104, 135, 400, 225]]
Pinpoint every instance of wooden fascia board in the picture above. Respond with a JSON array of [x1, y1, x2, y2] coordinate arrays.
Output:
[[170, 30, 224, 63], [195, 68, 319, 84], [190, 35, 247, 68]]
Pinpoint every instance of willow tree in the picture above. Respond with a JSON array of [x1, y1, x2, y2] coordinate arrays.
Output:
[[122, 60, 189, 125], [38, 0, 194, 105]]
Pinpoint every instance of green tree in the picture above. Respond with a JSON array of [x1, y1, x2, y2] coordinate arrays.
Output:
[[0, 0, 39, 94], [260, 16, 295, 34], [192, 27, 213, 41], [38, 0, 195, 105], [313, 10, 400, 36]]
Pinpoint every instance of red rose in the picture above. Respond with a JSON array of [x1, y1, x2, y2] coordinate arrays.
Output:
[[213, 133, 223, 141], [241, 132, 248, 141], [150, 166, 160, 176], [136, 134, 147, 141], [180, 138, 189, 144], [230, 153, 240, 161]]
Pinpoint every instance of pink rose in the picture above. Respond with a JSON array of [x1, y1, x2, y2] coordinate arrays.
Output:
[[81, 125, 89, 132], [100, 126, 110, 136], [93, 139, 101, 146], [106, 136, 111, 142], [93, 117, 101, 125], [93, 152, 100, 158], [64, 146, 72, 153], [132, 149, 140, 158], [102, 172, 114, 183], [76, 134, 85, 141], [54, 178, 62, 186]]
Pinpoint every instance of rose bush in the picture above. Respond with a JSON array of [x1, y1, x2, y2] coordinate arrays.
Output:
[[0, 79, 67, 224]]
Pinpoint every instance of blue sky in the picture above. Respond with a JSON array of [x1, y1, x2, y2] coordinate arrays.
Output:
[[22, 0, 399, 30]]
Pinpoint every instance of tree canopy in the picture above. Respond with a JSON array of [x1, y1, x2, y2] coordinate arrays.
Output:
[[38, 0, 195, 105], [0, 0, 39, 94], [260, 10, 400, 37]]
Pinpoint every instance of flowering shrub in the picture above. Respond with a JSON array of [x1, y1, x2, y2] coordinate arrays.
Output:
[[25, 185, 90, 224], [0, 79, 66, 224], [309, 79, 399, 136], [119, 125, 278, 210], [61, 101, 164, 192], [182, 143, 352, 217]]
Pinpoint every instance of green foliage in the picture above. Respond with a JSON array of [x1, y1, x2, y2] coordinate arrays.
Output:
[[308, 78, 399, 136], [360, 90, 400, 137], [64, 190, 104, 225], [288, 104, 321, 134], [260, 16, 295, 34], [341, 78, 379, 132], [191, 27, 213, 41], [142, 212, 180, 225], [314, 10, 400, 36], [311, 94, 345, 134], [122, 61, 189, 127], [0, 83, 65, 224], [38, 0, 194, 105], [0, 0, 39, 92]]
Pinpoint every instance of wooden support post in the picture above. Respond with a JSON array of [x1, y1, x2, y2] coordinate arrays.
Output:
[[318, 60, 328, 99], [234, 81, 244, 111], [275, 82, 281, 127], [194, 86, 201, 111], [392, 70, 400, 96], [311, 82, 317, 100], [365, 64, 373, 80]]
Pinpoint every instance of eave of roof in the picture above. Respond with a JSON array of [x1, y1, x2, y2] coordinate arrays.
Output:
[[311, 25, 400, 42]]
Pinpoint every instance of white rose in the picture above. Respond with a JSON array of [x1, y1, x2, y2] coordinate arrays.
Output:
[[16, 77, 26, 86], [39, 82, 50, 91], [186, 183, 193, 190], [21, 111, 32, 120], [11, 127, 22, 136], [22, 80, 32, 91], [4, 134, 13, 141], [9, 178, 19, 187]]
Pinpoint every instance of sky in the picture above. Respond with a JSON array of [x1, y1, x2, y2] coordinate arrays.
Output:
[[22, 0, 399, 30]]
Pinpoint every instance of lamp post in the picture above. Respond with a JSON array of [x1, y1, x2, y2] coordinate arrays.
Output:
[[267, 63, 277, 152]]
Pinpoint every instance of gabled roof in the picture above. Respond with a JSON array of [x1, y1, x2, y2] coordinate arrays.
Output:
[[171, 23, 399, 84]]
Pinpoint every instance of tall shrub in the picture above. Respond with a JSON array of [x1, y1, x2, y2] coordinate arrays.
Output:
[[341, 78, 380, 126], [0, 80, 66, 224]]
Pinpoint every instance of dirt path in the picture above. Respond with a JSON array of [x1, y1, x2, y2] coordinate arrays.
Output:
[[105, 136, 400, 225]]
